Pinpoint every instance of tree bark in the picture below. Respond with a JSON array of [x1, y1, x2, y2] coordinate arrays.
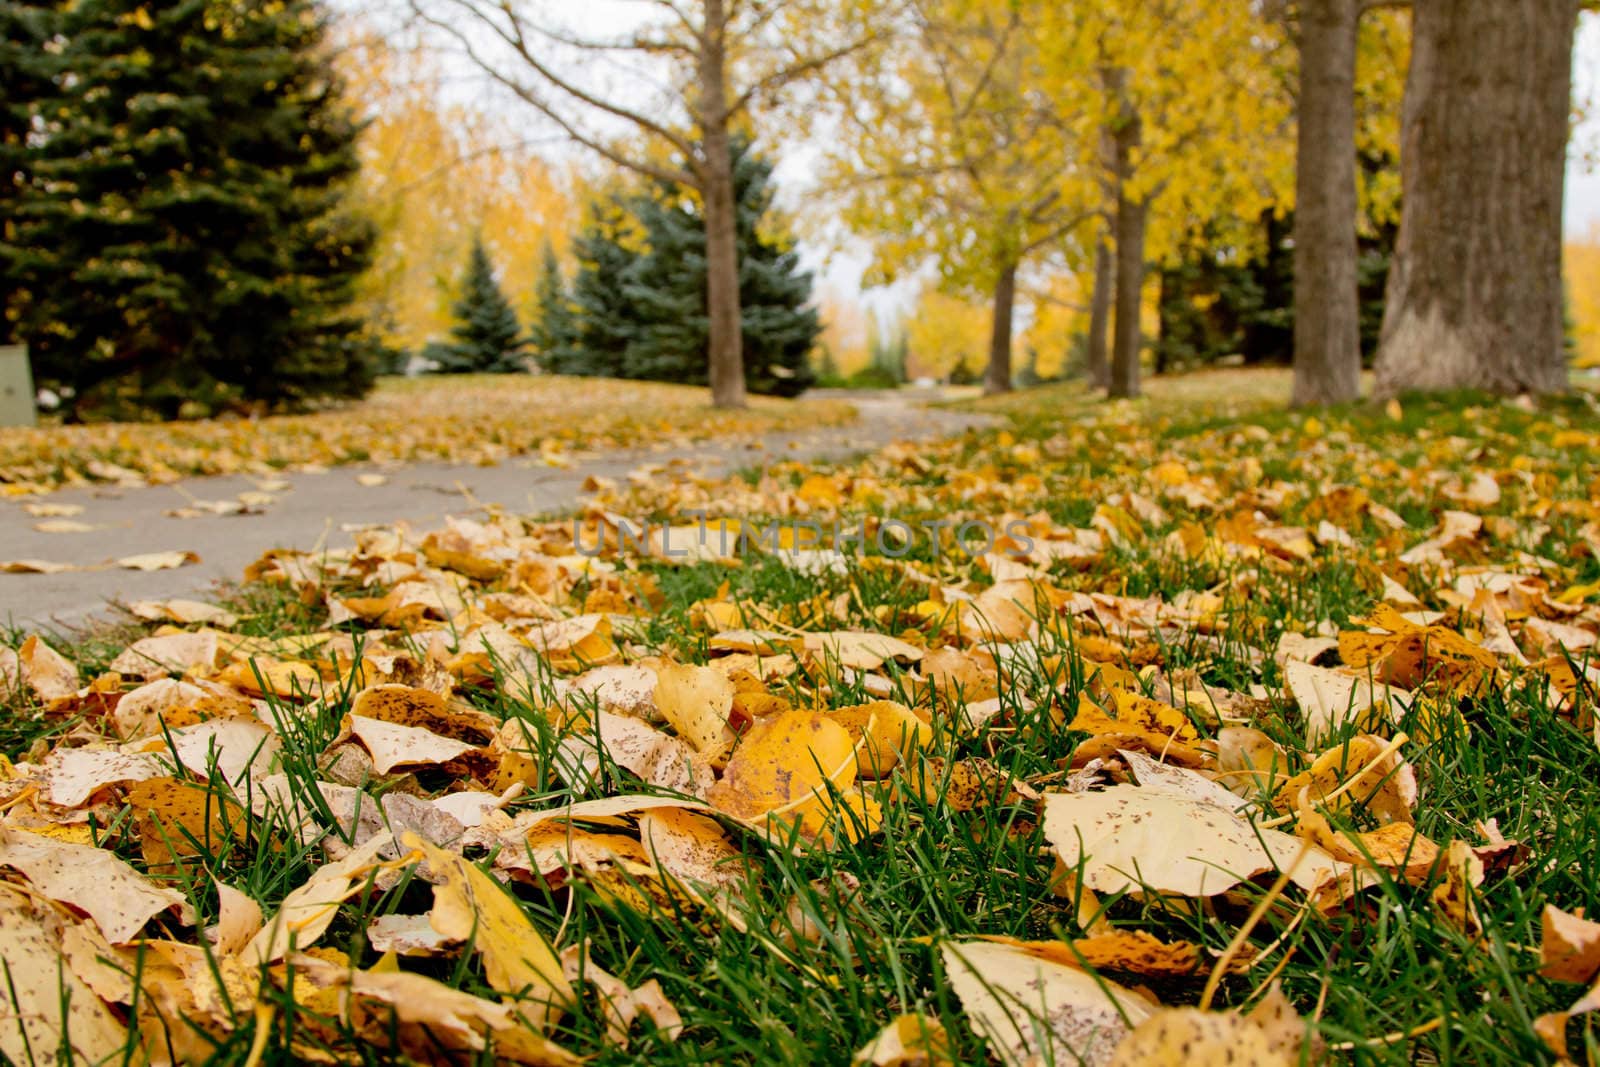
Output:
[[1374, 0, 1577, 397], [1291, 0, 1362, 407], [1108, 86, 1145, 400], [1086, 236, 1112, 389], [698, 1, 747, 409], [985, 260, 1016, 395], [1110, 195, 1147, 399]]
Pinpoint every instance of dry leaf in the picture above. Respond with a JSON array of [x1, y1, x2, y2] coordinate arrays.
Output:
[[0, 827, 194, 942], [0, 885, 128, 1063], [406, 832, 574, 1028], [853, 1013, 955, 1066], [652, 663, 736, 753], [244, 832, 394, 964], [117, 550, 201, 571], [1042, 785, 1344, 897], [941, 938, 1153, 1067]]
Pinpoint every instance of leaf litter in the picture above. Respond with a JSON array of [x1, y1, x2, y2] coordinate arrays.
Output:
[[0, 372, 1597, 1062]]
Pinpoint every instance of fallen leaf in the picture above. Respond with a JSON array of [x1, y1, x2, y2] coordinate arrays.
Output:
[[0, 885, 128, 1063], [941, 938, 1154, 1067], [1540, 904, 1600, 984], [0, 827, 194, 942], [853, 1013, 954, 1066], [244, 832, 394, 964], [652, 663, 736, 754], [1042, 784, 1344, 897], [406, 832, 574, 1029], [117, 550, 201, 571]]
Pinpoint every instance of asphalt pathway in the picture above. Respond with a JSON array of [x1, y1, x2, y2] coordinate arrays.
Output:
[[1, 393, 988, 632]]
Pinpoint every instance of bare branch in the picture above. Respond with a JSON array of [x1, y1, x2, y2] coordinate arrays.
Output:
[[729, 31, 886, 117], [420, 0, 699, 160], [412, 1, 697, 187]]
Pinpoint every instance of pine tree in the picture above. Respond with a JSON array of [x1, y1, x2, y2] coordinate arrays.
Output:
[[3, 0, 379, 418], [0, 1, 57, 346], [567, 138, 819, 396], [425, 237, 526, 374], [528, 240, 578, 374], [565, 201, 638, 378]]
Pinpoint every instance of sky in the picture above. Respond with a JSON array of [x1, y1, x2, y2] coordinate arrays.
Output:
[[1567, 16, 1600, 234]]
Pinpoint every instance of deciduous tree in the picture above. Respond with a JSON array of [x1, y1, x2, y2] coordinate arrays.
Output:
[[1374, 0, 1577, 396], [820, 0, 1089, 396], [410, 0, 884, 409]]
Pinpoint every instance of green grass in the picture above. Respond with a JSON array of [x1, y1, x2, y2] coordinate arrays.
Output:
[[5, 368, 1600, 1064]]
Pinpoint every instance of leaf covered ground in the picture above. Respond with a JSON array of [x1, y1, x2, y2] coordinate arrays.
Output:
[[2, 369, 1599, 1066], [0, 376, 855, 495]]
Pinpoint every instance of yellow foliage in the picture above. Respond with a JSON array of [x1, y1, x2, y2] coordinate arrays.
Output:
[[905, 290, 989, 380], [335, 30, 579, 353], [1566, 221, 1600, 368]]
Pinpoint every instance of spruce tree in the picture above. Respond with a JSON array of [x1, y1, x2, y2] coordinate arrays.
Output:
[[528, 240, 578, 374], [616, 139, 818, 396], [424, 237, 526, 374], [3, 0, 378, 418], [0, 1, 57, 346], [565, 201, 637, 378]]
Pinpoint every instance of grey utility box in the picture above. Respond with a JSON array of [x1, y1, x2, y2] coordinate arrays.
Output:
[[0, 344, 37, 428]]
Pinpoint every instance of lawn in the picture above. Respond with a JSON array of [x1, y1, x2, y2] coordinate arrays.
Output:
[[0, 375, 856, 495], [2, 368, 1598, 1065]]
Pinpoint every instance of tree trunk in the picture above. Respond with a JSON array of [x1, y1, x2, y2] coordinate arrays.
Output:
[[1291, 0, 1362, 407], [1086, 235, 1112, 389], [1374, 0, 1576, 397], [1108, 84, 1146, 400], [698, 1, 747, 409], [985, 260, 1016, 395], [1110, 196, 1147, 398]]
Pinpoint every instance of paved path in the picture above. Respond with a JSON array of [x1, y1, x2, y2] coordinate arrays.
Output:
[[1, 393, 987, 632]]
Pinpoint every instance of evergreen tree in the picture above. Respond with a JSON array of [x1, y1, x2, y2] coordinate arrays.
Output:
[[528, 239, 579, 374], [3, 0, 378, 419], [0, 1, 57, 346], [565, 201, 637, 378], [1016, 348, 1041, 388], [566, 139, 818, 396], [424, 237, 526, 374]]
